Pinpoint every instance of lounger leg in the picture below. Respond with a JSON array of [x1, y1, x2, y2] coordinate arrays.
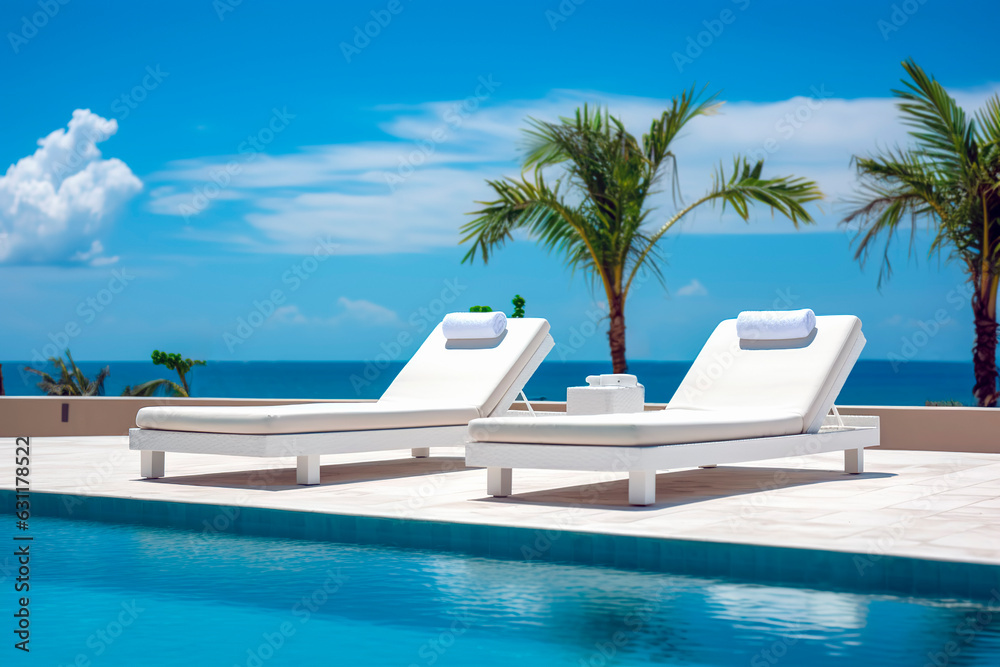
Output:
[[140, 450, 164, 479], [845, 448, 864, 474], [297, 455, 320, 485], [629, 470, 656, 506], [411, 448, 430, 458], [487, 467, 512, 497], [699, 464, 717, 469]]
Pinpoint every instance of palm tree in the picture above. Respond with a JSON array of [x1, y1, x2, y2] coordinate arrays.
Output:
[[151, 350, 205, 396], [842, 60, 1000, 407], [25, 350, 109, 396], [122, 350, 206, 397], [460, 90, 823, 371]]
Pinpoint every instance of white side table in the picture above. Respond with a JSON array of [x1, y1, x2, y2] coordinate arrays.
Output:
[[566, 374, 645, 415]]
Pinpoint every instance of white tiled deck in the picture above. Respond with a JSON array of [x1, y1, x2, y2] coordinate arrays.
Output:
[[3, 437, 1000, 566]]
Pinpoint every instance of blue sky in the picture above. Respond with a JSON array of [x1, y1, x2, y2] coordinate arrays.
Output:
[[1, 0, 998, 365]]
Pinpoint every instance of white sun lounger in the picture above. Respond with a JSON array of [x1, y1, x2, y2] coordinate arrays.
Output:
[[465, 315, 879, 506], [129, 318, 554, 484]]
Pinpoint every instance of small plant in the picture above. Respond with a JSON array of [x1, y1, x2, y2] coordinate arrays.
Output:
[[925, 400, 965, 407], [511, 294, 525, 318], [25, 350, 109, 396], [469, 305, 493, 312], [124, 351, 207, 397], [152, 350, 206, 396]]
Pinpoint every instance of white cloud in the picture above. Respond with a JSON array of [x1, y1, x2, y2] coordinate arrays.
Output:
[[269, 298, 400, 328], [272, 304, 307, 324], [147, 84, 1000, 253], [881, 314, 904, 327], [335, 297, 400, 326], [0, 109, 142, 264], [676, 279, 708, 297], [70, 240, 119, 266]]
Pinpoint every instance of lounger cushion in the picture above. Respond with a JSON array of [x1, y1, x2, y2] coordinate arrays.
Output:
[[468, 407, 803, 446], [380, 318, 551, 417], [668, 315, 862, 432], [135, 317, 551, 434], [136, 400, 480, 435], [469, 314, 863, 447]]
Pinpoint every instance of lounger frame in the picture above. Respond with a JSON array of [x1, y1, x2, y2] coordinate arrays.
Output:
[[130, 334, 554, 485], [467, 323, 874, 506], [466, 414, 879, 506]]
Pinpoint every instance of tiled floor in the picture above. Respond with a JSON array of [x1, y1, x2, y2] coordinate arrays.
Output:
[[3, 436, 999, 566]]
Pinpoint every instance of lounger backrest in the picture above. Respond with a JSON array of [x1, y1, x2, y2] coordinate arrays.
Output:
[[668, 315, 864, 433], [379, 318, 551, 417]]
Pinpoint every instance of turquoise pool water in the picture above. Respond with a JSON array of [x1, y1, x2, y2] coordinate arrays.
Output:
[[10, 516, 1000, 666]]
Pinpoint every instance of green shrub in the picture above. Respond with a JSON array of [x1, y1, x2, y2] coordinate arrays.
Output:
[[511, 294, 525, 318]]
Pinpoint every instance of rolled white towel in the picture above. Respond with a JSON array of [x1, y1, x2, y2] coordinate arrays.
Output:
[[736, 309, 816, 340], [441, 311, 507, 339]]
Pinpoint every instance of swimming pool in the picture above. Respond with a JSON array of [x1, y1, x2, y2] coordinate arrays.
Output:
[[12, 515, 1000, 666]]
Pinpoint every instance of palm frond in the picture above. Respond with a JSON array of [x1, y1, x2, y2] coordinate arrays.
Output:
[[24, 350, 108, 396], [841, 161, 938, 285], [642, 84, 722, 170], [121, 379, 186, 397], [710, 157, 823, 225], [461, 171, 598, 274], [840, 60, 1000, 287], [624, 157, 821, 296], [975, 93, 1000, 147], [894, 59, 977, 178]]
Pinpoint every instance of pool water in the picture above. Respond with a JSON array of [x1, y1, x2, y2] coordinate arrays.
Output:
[[12, 516, 1000, 666]]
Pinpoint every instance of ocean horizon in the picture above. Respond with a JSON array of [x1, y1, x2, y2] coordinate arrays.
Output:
[[0, 359, 980, 407]]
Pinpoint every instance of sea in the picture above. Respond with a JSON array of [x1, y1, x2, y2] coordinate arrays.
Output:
[[0, 359, 980, 406]]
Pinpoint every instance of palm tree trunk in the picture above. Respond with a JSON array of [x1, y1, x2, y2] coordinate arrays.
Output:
[[608, 296, 627, 373], [972, 294, 998, 407]]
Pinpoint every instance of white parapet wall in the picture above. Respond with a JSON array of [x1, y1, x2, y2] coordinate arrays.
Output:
[[0, 396, 997, 454]]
